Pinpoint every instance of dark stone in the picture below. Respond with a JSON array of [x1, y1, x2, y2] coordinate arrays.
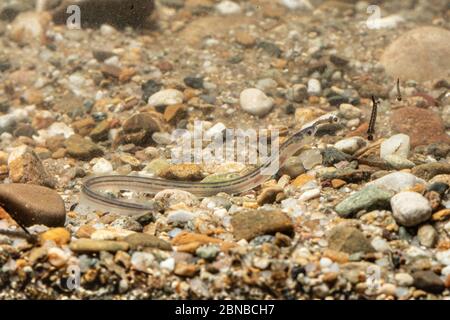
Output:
[[412, 163, 450, 180], [330, 55, 349, 67], [257, 41, 282, 57], [183, 76, 204, 89], [141, 79, 162, 103], [413, 270, 445, 294], [427, 182, 449, 197], [321, 147, 352, 166], [327, 95, 349, 106], [92, 50, 116, 62], [0, 184, 66, 227], [13, 123, 35, 137]]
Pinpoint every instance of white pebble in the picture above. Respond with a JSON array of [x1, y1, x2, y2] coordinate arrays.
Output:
[[299, 188, 321, 201], [167, 210, 195, 224], [160, 257, 175, 271], [148, 89, 184, 107], [380, 134, 410, 159], [436, 250, 450, 266], [216, 1, 241, 15], [391, 191, 432, 227], [367, 172, 425, 193], [307, 78, 321, 95], [395, 273, 414, 286], [92, 158, 113, 174], [280, 0, 313, 10], [334, 137, 366, 154], [46, 122, 74, 138], [239, 88, 274, 116]]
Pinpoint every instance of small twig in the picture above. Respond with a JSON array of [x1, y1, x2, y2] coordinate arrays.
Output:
[[367, 95, 378, 141]]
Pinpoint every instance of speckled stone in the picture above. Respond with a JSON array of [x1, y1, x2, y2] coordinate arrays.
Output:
[[231, 210, 294, 241]]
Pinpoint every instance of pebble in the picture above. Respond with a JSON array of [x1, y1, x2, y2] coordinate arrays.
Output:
[[339, 103, 361, 120], [321, 147, 352, 166], [65, 134, 103, 160], [196, 245, 220, 261], [280, 0, 313, 10], [216, 1, 241, 15], [298, 149, 323, 170], [334, 186, 393, 218], [367, 172, 425, 193], [69, 239, 129, 252], [412, 270, 445, 294], [40, 228, 71, 246], [327, 225, 375, 254], [381, 27, 450, 82], [167, 210, 195, 224], [417, 225, 438, 248], [8, 147, 56, 188], [239, 88, 274, 117], [0, 184, 66, 227], [160, 163, 203, 181], [47, 247, 69, 268], [160, 257, 175, 271], [131, 252, 155, 273], [124, 233, 171, 251], [436, 250, 450, 266], [154, 189, 198, 208], [395, 273, 414, 287], [92, 158, 113, 174], [383, 155, 415, 170], [334, 137, 366, 155], [307, 79, 321, 95], [390, 192, 432, 227], [9, 11, 50, 45], [380, 134, 410, 159], [231, 210, 294, 241], [412, 163, 450, 181], [257, 186, 284, 205], [148, 89, 184, 107], [280, 156, 305, 178]]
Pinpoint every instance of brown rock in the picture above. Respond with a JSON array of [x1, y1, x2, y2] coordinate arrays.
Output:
[[381, 27, 450, 82], [257, 186, 284, 205], [171, 232, 222, 253], [327, 225, 375, 254], [413, 270, 445, 294], [412, 163, 450, 181], [0, 184, 66, 227], [174, 262, 198, 277], [163, 104, 187, 124], [235, 31, 256, 47], [391, 107, 450, 148], [65, 134, 103, 160], [89, 120, 110, 141], [72, 117, 96, 136], [9, 12, 51, 45], [231, 210, 294, 241], [124, 233, 172, 251], [160, 163, 203, 181], [9, 148, 56, 188], [116, 112, 165, 146]]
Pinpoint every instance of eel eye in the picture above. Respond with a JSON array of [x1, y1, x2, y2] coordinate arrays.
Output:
[[306, 129, 313, 136], [332, 116, 339, 123]]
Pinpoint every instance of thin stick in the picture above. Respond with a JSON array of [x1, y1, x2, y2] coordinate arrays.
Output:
[[396, 78, 402, 101], [367, 95, 378, 141]]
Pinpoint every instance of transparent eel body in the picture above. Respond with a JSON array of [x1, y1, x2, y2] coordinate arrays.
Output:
[[79, 115, 339, 215]]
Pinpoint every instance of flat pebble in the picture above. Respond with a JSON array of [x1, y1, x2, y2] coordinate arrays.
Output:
[[380, 134, 410, 159], [148, 89, 183, 107]]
